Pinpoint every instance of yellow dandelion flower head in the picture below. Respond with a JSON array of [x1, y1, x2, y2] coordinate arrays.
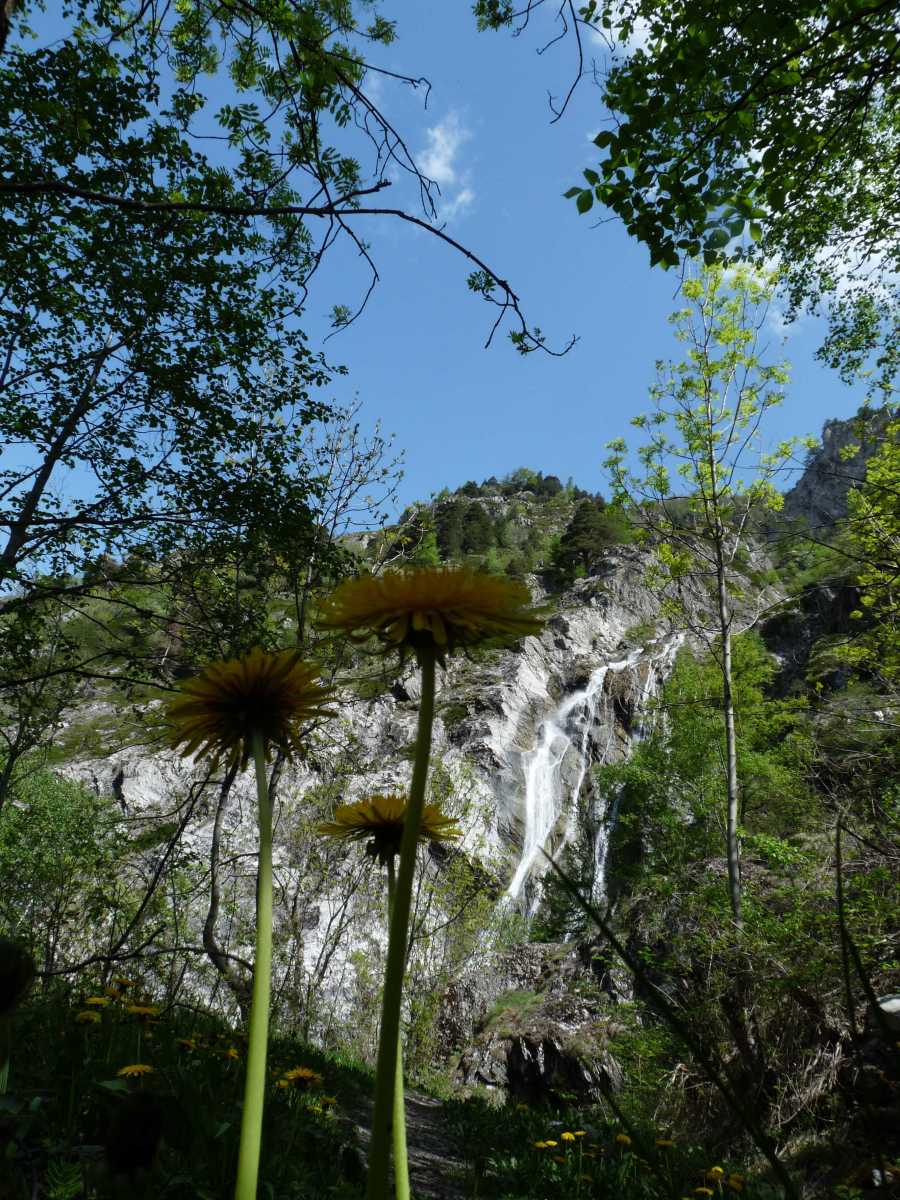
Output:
[[104, 986, 123, 999], [707, 1167, 725, 1180], [316, 567, 547, 664], [76, 1009, 102, 1024], [573, 1130, 587, 1138], [318, 794, 462, 864], [116, 1063, 154, 1078], [282, 1065, 323, 1089], [561, 1131, 576, 1142], [84, 996, 110, 1007], [515, 1103, 529, 1112], [728, 1180, 744, 1194], [656, 1138, 675, 1148], [225, 1047, 240, 1060], [543, 1139, 558, 1148], [112, 977, 135, 989], [533, 1141, 548, 1150], [276, 1079, 289, 1089], [694, 1189, 715, 1197], [165, 647, 334, 769], [126, 1004, 159, 1020], [614, 1133, 632, 1147], [321, 1095, 338, 1108]]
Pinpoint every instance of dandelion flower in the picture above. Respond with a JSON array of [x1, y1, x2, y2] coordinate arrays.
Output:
[[317, 567, 547, 664], [116, 1063, 154, 1078], [321, 1095, 337, 1108], [615, 1133, 632, 1147], [76, 1010, 102, 1024], [573, 1130, 587, 1138], [543, 1139, 558, 1148], [126, 1004, 159, 1020], [165, 647, 334, 769], [656, 1138, 675, 1148], [105, 986, 124, 999], [84, 996, 110, 1007], [318, 794, 461, 864], [728, 1175, 745, 1193], [113, 977, 135, 989], [707, 1167, 725, 1180], [226, 1047, 240, 1060], [694, 1189, 715, 1197], [561, 1131, 576, 1143], [533, 1141, 548, 1149], [281, 1066, 323, 1089]]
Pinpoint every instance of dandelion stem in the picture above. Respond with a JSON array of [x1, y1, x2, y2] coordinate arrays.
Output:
[[385, 859, 410, 1200], [367, 646, 436, 1200], [234, 731, 274, 1200]]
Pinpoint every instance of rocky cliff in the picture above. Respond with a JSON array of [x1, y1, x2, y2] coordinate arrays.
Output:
[[782, 406, 888, 530]]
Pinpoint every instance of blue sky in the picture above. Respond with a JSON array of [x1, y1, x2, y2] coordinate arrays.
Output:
[[288, 2, 862, 515], [23, 2, 864, 520]]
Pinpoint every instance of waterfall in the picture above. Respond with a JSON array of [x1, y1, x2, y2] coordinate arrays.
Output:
[[505, 635, 684, 915]]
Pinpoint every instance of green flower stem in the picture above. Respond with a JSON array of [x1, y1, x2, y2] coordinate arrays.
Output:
[[385, 859, 410, 1200], [367, 646, 437, 1200], [235, 731, 275, 1200], [0, 1017, 10, 1094]]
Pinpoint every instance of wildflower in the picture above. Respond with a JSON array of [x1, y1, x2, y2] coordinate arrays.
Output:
[[656, 1138, 676, 1148], [707, 1167, 725, 1180], [76, 1010, 101, 1024], [165, 647, 334, 770], [728, 1177, 744, 1194], [112, 977, 134, 989], [573, 1130, 587, 1137], [281, 1066, 323, 1089], [515, 1103, 529, 1112], [694, 1189, 715, 1197], [561, 1131, 576, 1143], [105, 986, 123, 999], [543, 1139, 558, 1148], [318, 794, 461, 865], [84, 996, 110, 1007], [275, 1079, 289, 1089], [615, 1133, 632, 1147], [533, 1141, 548, 1149], [321, 1095, 337, 1109], [226, 1047, 240, 1060], [116, 1063, 154, 1078], [0, 939, 35, 1015], [317, 566, 547, 665], [126, 1005, 159, 1021]]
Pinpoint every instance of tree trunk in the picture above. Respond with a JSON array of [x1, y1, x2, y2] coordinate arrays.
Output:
[[716, 556, 742, 927]]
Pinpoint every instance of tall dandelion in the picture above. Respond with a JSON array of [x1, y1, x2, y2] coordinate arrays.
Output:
[[166, 647, 333, 1200], [318, 567, 545, 1200], [319, 793, 461, 1200]]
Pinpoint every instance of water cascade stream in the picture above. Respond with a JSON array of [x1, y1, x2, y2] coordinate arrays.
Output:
[[505, 635, 683, 914]]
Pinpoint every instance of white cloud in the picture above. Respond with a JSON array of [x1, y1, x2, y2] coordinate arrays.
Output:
[[420, 112, 475, 220]]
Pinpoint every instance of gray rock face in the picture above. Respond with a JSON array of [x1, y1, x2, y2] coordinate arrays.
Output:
[[782, 408, 889, 531], [57, 542, 727, 1047]]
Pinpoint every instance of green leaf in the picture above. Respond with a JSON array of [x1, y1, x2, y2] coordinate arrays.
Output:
[[576, 189, 594, 214]]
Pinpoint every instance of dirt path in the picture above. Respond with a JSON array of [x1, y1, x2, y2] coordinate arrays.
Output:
[[346, 1089, 469, 1199]]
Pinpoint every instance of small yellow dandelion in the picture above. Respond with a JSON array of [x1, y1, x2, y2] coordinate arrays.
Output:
[[656, 1138, 675, 1148], [533, 1141, 548, 1149], [615, 1133, 632, 1147], [282, 1065, 323, 1089], [728, 1179, 744, 1194], [116, 1063, 154, 1078], [543, 1139, 558, 1148], [515, 1103, 529, 1112], [104, 986, 123, 999], [573, 1130, 587, 1137], [113, 977, 135, 988], [276, 1079, 289, 1089], [561, 1131, 576, 1143], [126, 1004, 159, 1020], [83, 996, 110, 1007], [321, 1095, 338, 1109], [707, 1167, 725, 1180], [75, 1010, 101, 1024], [694, 1189, 715, 1197], [225, 1047, 240, 1060]]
